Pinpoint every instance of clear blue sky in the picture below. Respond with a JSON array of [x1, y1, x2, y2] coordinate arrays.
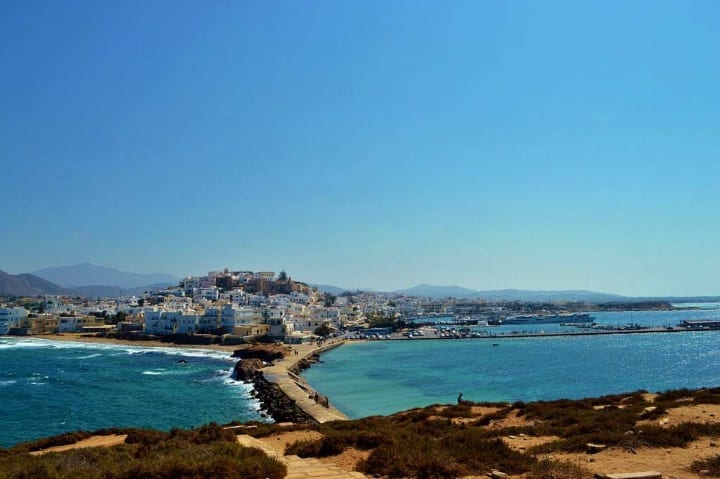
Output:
[[2, 0, 719, 296]]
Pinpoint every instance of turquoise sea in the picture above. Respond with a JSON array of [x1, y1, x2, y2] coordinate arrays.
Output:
[[304, 306, 720, 418], [0, 339, 264, 448]]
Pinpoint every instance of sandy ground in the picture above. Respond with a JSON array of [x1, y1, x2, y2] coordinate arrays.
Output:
[[655, 404, 720, 427], [29, 435, 127, 456], [551, 437, 720, 479], [254, 429, 370, 473], [506, 401, 720, 478], [24, 402, 720, 478], [261, 429, 324, 455]]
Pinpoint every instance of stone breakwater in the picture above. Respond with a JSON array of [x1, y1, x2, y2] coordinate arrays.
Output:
[[232, 341, 349, 424], [233, 358, 315, 424]]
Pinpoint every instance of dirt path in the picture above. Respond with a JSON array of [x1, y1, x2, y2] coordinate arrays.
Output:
[[29, 434, 127, 456]]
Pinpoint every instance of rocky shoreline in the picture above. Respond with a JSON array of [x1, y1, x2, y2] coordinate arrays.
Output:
[[232, 353, 316, 424]]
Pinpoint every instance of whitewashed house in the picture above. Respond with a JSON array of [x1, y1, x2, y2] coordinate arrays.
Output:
[[221, 305, 262, 332], [144, 309, 199, 335], [57, 316, 104, 333], [0, 307, 27, 334], [197, 307, 220, 333]]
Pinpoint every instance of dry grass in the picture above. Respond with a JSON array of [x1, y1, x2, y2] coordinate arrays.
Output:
[[6, 387, 720, 479], [0, 424, 285, 479]]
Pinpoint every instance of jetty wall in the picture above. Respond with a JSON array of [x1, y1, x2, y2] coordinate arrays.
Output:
[[235, 340, 349, 424]]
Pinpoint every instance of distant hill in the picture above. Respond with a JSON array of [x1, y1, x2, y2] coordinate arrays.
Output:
[[396, 284, 627, 302], [72, 283, 173, 298], [397, 284, 481, 299], [473, 289, 627, 303], [33, 263, 179, 289], [0, 270, 68, 296], [309, 284, 352, 295]]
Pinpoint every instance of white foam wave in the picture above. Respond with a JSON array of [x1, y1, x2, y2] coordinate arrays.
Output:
[[0, 337, 232, 361], [141, 371, 164, 376], [0, 338, 55, 349], [76, 353, 103, 360], [222, 376, 254, 392], [28, 374, 49, 385], [0, 380, 17, 386]]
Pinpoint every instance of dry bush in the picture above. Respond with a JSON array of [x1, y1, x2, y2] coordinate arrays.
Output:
[[692, 454, 720, 476], [0, 425, 286, 479], [530, 457, 593, 479]]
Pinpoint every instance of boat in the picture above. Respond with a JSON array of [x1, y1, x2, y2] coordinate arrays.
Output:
[[501, 313, 594, 325]]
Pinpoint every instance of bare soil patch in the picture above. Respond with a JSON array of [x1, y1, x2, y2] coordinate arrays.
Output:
[[502, 434, 560, 452], [29, 434, 127, 456], [554, 437, 720, 479], [260, 430, 324, 455], [318, 447, 370, 472]]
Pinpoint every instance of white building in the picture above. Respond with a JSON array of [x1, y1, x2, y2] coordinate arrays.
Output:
[[290, 292, 310, 304], [229, 290, 248, 305], [197, 307, 220, 333], [57, 316, 103, 333], [291, 317, 327, 333], [221, 305, 262, 331], [0, 307, 27, 334], [254, 271, 275, 281], [143, 309, 199, 335], [196, 287, 219, 301], [266, 315, 295, 340]]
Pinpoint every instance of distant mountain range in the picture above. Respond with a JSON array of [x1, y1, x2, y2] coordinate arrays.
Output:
[[309, 284, 352, 295], [0, 270, 67, 297], [396, 284, 627, 302], [33, 263, 179, 289], [312, 283, 629, 302], [396, 284, 482, 299], [71, 284, 178, 298], [3, 264, 718, 303], [0, 264, 179, 298]]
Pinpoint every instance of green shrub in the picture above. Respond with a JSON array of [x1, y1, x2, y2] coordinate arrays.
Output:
[[437, 404, 471, 418], [655, 388, 695, 402], [441, 433, 533, 474], [125, 428, 170, 445], [475, 407, 512, 426], [359, 436, 460, 479]]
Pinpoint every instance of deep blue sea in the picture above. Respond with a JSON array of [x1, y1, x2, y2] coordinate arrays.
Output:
[[304, 305, 720, 418], [0, 339, 264, 448]]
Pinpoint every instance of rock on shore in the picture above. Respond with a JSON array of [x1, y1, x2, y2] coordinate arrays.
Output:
[[231, 345, 286, 362], [232, 358, 315, 424]]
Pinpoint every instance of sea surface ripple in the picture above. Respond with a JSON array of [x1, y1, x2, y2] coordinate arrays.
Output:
[[0, 338, 264, 448], [303, 306, 720, 418]]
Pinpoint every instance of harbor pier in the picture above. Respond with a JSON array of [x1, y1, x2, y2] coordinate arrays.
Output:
[[260, 340, 349, 423]]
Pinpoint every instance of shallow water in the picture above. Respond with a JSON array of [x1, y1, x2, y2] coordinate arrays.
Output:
[[304, 307, 720, 418]]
